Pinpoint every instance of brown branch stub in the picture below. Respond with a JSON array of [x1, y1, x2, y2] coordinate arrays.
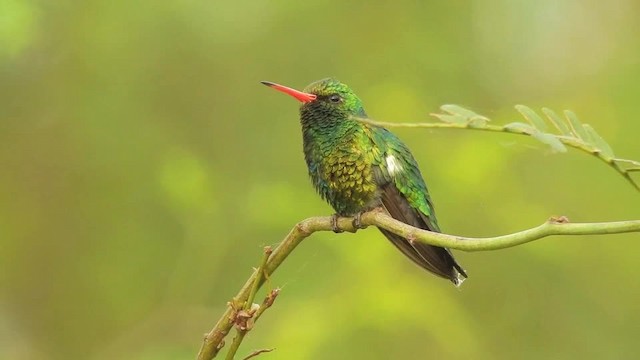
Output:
[[253, 288, 280, 323], [223, 289, 280, 359], [227, 299, 243, 324], [216, 340, 225, 351], [294, 221, 312, 237], [220, 250, 282, 359], [549, 215, 570, 224], [263, 246, 273, 256], [234, 303, 259, 331], [406, 230, 418, 244], [263, 288, 280, 308]]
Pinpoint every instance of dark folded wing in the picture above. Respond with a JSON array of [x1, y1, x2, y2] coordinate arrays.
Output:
[[368, 127, 467, 285], [379, 182, 467, 285]]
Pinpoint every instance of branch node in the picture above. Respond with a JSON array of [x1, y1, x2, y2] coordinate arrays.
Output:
[[217, 340, 226, 350], [263, 288, 280, 309], [234, 304, 259, 331], [371, 207, 386, 215], [406, 231, 418, 245], [295, 222, 311, 236], [549, 215, 570, 224]]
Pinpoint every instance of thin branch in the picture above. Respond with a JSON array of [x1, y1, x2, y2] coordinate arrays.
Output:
[[196, 220, 320, 360], [224, 247, 273, 360], [253, 288, 280, 322], [247, 247, 272, 312], [365, 211, 640, 251], [353, 108, 640, 191], [242, 348, 274, 360], [224, 288, 280, 360], [223, 316, 250, 360], [196, 210, 640, 359]]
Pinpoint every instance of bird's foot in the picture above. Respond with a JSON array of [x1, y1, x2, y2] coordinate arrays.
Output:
[[352, 211, 368, 230], [331, 214, 344, 233]]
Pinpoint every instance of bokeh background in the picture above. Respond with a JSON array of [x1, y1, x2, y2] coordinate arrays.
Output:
[[2, 1, 640, 359]]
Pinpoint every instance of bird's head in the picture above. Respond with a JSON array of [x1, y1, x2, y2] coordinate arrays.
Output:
[[261, 78, 367, 121]]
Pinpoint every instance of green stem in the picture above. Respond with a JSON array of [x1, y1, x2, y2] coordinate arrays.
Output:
[[196, 221, 322, 360], [354, 116, 640, 191], [196, 211, 640, 360], [223, 332, 247, 360], [226, 289, 281, 360], [366, 212, 640, 251], [246, 247, 271, 311], [253, 288, 280, 323]]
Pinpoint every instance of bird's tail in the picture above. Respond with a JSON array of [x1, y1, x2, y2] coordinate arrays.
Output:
[[379, 228, 467, 286]]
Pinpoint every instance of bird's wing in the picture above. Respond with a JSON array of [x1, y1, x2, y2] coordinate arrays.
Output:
[[369, 128, 467, 285]]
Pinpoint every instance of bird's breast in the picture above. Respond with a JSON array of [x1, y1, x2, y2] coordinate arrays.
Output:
[[308, 145, 380, 215]]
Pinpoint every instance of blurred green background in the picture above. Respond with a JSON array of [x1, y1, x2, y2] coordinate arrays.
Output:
[[2, 1, 640, 359]]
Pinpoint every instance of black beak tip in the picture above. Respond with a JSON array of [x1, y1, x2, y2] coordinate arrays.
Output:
[[260, 81, 275, 87]]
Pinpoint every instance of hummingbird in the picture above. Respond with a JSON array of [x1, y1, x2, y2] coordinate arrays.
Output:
[[261, 78, 467, 286]]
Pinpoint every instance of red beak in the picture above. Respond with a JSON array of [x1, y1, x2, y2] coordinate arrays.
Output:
[[261, 81, 317, 103]]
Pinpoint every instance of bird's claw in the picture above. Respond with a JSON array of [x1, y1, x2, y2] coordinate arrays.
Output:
[[352, 211, 367, 230], [331, 214, 344, 233]]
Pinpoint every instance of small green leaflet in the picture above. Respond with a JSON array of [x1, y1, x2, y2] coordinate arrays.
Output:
[[542, 108, 572, 136], [564, 110, 590, 141], [504, 121, 566, 153], [434, 104, 490, 125], [516, 105, 549, 132], [531, 131, 567, 153], [583, 124, 614, 158], [504, 122, 535, 134]]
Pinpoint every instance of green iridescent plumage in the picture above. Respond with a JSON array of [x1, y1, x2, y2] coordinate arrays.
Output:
[[264, 78, 467, 285]]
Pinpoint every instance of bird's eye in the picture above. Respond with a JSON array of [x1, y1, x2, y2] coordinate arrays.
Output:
[[329, 94, 342, 103]]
